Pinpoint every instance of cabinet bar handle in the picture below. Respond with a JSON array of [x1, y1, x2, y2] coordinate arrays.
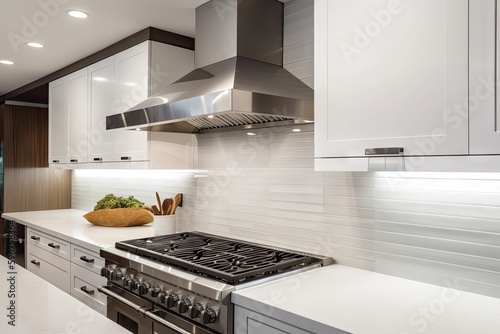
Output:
[[48, 243, 60, 249], [70, 159, 78, 163], [365, 147, 404, 156], [121, 156, 131, 161], [80, 256, 94, 263], [31, 236, 40, 241], [93, 158, 103, 162], [31, 260, 40, 266], [52, 160, 60, 163], [80, 286, 95, 295]]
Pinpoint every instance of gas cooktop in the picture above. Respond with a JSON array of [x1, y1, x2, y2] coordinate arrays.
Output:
[[115, 232, 330, 285]]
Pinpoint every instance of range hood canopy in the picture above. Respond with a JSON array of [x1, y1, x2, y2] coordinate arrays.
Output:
[[106, 0, 314, 134]]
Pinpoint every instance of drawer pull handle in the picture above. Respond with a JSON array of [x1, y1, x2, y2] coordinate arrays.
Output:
[[80, 286, 95, 295], [31, 260, 40, 266], [48, 243, 60, 249], [70, 159, 78, 163], [31, 236, 40, 241], [365, 147, 404, 156], [121, 156, 131, 161], [80, 256, 94, 263], [94, 157, 103, 162], [52, 160, 60, 163]]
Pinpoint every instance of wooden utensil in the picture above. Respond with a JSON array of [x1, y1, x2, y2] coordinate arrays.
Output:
[[156, 192, 163, 214], [162, 198, 170, 216], [151, 205, 161, 215], [171, 193, 183, 215]]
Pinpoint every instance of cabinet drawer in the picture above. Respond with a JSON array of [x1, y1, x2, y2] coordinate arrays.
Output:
[[71, 244, 104, 274], [70, 263, 107, 314], [27, 245, 70, 292], [27, 228, 70, 260]]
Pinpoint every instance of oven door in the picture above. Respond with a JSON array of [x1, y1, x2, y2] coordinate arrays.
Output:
[[104, 285, 153, 334]]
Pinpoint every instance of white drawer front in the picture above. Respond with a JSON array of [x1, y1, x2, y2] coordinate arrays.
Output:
[[27, 245, 70, 292], [71, 244, 104, 275], [70, 263, 107, 314], [27, 228, 70, 260]]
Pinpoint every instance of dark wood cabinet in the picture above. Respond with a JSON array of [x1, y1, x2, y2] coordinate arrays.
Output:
[[0, 103, 72, 257]]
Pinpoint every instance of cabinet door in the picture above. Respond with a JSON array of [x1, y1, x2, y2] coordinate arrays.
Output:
[[88, 57, 116, 162], [114, 41, 149, 161], [315, 0, 469, 159], [48, 77, 68, 164], [469, 0, 499, 154], [67, 68, 89, 163]]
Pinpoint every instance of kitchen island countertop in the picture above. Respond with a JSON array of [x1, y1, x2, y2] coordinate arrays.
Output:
[[232, 265, 500, 334], [0, 255, 129, 333], [2, 209, 156, 253]]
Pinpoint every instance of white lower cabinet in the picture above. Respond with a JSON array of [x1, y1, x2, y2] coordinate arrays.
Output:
[[70, 262, 107, 314], [69, 244, 107, 314], [234, 306, 314, 334], [26, 227, 107, 314], [27, 246, 71, 292]]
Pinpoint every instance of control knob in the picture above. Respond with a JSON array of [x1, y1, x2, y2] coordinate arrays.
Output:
[[158, 291, 171, 304], [165, 292, 180, 309], [149, 285, 161, 298], [190, 301, 205, 319], [100, 265, 113, 278], [129, 278, 140, 291], [110, 268, 123, 281], [178, 297, 193, 314], [122, 275, 132, 287], [202, 307, 218, 324], [138, 282, 151, 295]]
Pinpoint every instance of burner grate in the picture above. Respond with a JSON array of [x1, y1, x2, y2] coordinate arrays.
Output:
[[116, 232, 319, 284]]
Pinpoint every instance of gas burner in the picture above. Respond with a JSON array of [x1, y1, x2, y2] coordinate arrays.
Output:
[[115, 232, 324, 284]]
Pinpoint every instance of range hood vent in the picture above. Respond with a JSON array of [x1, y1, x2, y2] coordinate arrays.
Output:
[[106, 0, 314, 134]]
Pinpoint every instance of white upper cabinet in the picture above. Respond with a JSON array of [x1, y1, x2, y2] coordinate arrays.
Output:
[[88, 57, 115, 163], [469, 0, 499, 154], [67, 68, 89, 163], [49, 40, 195, 167], [49, 68, 89, 164], [48, 77, 68, 163], [315, 0, 470, 170], [114, 42, 149, 162]]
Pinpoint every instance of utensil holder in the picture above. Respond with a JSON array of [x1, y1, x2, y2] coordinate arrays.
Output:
[[153, 215, 176, 236]]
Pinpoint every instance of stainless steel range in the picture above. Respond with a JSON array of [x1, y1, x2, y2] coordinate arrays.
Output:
[[99, 232, 333, 334]]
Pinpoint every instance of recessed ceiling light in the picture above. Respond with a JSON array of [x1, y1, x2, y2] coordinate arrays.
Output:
[[135, 128, 142, 131], [67, 10, 89, 19], [26, 42, 44, 48], [0, 60, 14, 65], [93, 77, 108, 82], [207, 115, 215, 119], [247, 132, 256, 136], [292, 128, 301, 133]]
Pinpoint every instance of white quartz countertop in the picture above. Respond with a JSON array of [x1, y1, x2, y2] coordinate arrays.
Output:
[[2, 209, 156, 253], [0, 255, 129, 333], [232, 265, 500, 334]]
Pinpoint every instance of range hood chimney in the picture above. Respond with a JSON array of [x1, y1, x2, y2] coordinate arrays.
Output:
[[106, 0, 314, 134]]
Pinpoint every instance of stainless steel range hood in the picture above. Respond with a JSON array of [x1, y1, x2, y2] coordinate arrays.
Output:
[[106, 0, 314, 134]]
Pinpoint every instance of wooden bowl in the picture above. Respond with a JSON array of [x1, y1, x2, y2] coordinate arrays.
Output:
[[83, 208, 154, 227]]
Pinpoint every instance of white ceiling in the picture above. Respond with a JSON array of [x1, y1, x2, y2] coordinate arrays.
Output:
[[0, 0, 211, 97]]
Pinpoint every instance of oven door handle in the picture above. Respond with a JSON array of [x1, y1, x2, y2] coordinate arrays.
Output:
[[98, 286, 193, 334]]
